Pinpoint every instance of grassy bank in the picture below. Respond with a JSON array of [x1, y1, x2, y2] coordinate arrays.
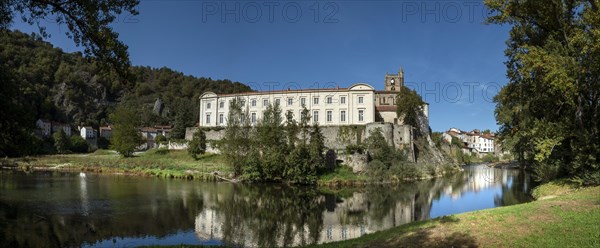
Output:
[[7, 149, 232, 180], [308, 182, 600, 248]]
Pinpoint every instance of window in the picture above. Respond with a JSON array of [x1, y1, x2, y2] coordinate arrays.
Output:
[[263, 99, 269, 107], [287, 110, 293, 121], [206, 114, 211, 124], [313, 111, 319, 123], [340, 110, 346, 122], [326, 111, 332, 122], [251, 99, 256, 107], [219, 101, 224, 109], [340, 96, 346, 104], [287, 98, 293, 106], [219, 113, 224, 124], [326, 96, 332, 104], [358, 96, 364, 104], [313, 97, 319, 105], [206, 103, 211, 109], [240, 100, 245, 107], [241, 113, 245, 121], [358, 110, 364, 122], [251, 113, 256, 124], [275, 99, 280, 106], [300, 98, 306, 106]]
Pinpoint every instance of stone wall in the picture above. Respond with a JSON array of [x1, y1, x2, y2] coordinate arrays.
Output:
[[185, 123, 415, 162]]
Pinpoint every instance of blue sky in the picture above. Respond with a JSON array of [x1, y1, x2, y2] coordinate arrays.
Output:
[[11, 1, 511, 132]]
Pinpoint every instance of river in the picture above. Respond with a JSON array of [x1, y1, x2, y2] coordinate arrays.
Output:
[[0, 164, 533, 247]]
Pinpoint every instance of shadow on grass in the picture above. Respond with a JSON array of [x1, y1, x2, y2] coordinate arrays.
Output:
[[380, 225, 478, 248]]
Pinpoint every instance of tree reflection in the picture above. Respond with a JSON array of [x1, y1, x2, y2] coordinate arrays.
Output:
[[0, 165, 534, 247]]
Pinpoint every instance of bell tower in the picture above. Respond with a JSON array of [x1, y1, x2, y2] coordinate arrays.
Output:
[[384, 66, 404, 91]]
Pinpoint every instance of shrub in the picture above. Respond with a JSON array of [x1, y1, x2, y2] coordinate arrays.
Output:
[[345, 144, 364, 154], [366, 160, 387, 181], [69, 135, 89, 153], [155, 134, 167, 144]]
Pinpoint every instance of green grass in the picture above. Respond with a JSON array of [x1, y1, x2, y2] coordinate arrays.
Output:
[[22, 149, 232, 180], [63, 179, 600, 248], [307, 183, 600, 248], [317, 165, 367, 185]]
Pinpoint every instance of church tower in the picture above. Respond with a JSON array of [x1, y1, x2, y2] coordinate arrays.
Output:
[[384, 66, 404, 91]]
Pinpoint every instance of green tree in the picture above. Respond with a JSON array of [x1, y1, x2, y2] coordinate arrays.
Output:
[[255, 103, 287, 180], [187, 129, 206, 160], [52, 129, 70, 154], [110, 104, 142, 157], [364, 128, 395, 167], [396, 86, 425, 129], [2, 0, 140, 74], [171, 98, 195, 139], [222, 98, 251, 176], [308, 123, 326, 172], [486, 0, 600, 184]]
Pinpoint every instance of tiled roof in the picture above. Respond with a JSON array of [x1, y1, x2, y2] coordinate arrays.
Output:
[[215, 87, 351, 97], [375, 105, 397, 112]]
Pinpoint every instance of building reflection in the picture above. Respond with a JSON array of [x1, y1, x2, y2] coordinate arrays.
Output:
[[193, 165, 532, 247]]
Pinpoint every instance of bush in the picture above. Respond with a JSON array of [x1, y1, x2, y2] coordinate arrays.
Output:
[[482, 153, 499, 163], [345, 144, 364, 154], [97, 136, 110, 149], [366, 160, 387, 181], [69, 135, 89, 153], [155, 134, 167, 144]]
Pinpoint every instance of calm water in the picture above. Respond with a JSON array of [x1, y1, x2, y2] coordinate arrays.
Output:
[[0, 165, 533, 247]]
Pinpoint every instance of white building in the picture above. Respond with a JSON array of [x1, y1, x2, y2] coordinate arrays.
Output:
[[199, 83, 377, 127], [198, 67, 431, 127], [80, 126, 96, 139]]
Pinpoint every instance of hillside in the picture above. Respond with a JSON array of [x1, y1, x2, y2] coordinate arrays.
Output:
[[0, 30, 251, 157]]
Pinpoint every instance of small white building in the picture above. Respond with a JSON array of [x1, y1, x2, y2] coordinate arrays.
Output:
[[80, 126, 96, 139]]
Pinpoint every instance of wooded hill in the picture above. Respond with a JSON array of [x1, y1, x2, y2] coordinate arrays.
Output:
[[0, 30, 251, 156]]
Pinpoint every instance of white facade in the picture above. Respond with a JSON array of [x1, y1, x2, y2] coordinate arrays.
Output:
[[471, 136, 495, 153], [199, 83, 376, 127], [80, 126, 95, 139]]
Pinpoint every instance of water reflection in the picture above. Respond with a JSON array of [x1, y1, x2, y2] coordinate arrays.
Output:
[[0, 165, 533, 247]]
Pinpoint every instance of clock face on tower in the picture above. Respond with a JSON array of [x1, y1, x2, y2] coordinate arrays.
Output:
[[390, 78, 395, 85]]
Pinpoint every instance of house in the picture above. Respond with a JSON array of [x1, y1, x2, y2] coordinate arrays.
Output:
[[198, 67, 429, 127], [51, 122, 72, 137], [99, 126, 112, 139], [80, 126, 96, 139], [36, 119, 52, 137], [443, 128, 495, 155], [36, 119, 72, 137], [139, 125, 173, 150]]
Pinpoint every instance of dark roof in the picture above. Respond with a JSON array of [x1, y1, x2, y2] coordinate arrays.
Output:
[[375, 106, 397, 112]]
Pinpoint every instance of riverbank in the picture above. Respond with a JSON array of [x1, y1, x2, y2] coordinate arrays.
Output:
[[307, 181, 600, 248], [3, 149, 461, 185], [1, 149, 232, 180]]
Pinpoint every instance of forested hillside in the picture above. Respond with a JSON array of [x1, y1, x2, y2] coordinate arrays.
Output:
[[0, 30, 251, 157]]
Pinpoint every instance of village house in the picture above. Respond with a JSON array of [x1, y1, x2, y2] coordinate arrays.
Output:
[[139, 125, 173, 150], [99, 126, 112, 139], [198, 67, 429, 127], [35, 119, 72, 137], [80, 126, 96, 139], [35, 119, 52, 137], [443, 128, 495, 155]]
